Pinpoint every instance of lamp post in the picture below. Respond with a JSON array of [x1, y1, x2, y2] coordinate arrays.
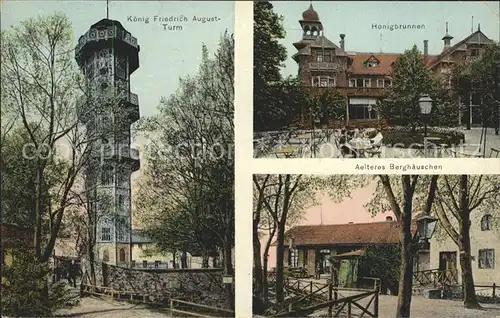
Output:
[[415, 214, 438, 249], [419, 94, 433, 138]]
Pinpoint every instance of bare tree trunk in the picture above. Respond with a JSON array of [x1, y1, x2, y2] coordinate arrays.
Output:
[[459, 175, 481, 309], [253, 219, 263, 300], [223, 240, 234, 311], [275, 221, 286, 304], [202, 251, 209, 268], [263, 225, 276, 304], [181, 251, 188, 269]]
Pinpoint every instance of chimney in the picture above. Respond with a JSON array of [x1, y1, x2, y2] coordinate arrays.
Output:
[[340, 34, 345, 50], [386, 216, 393, 222], [423, 40, 428, 64]]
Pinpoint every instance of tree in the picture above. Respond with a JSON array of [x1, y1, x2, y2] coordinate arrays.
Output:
[[253, 175, 365, 306], [455, 43, 500, 133], [135, 32, 234, 309], [309, 88, 346, 126], [433, 175, 500, 308], [254, 1, 288, 131], [365, 175, 439, 318], [379, 45, 437, 130]]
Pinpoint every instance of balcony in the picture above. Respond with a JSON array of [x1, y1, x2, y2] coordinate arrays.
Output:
[[307, 62, 343, 71], [76, 89, 139, 123], [345, 87, 390, 97], [93, 144, 140, 171]]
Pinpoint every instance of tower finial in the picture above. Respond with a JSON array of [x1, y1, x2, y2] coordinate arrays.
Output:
[[107, 0, 109, 19], [446, 22, 448, 33]]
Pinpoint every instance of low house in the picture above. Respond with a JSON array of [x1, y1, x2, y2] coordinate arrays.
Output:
[[429, 209, 500, 289], [279, 217, 422, 288]]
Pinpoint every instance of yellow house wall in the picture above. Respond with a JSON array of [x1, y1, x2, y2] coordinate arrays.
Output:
[[430, 213, 500, 285]]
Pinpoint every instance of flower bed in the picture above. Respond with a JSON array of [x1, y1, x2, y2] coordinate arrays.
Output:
[[383, 126, 465, 147]]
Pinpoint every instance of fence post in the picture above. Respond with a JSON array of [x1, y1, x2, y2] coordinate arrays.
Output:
[[347, 301, 352, 317], [328, 282, 333, 317], [374, 287, 379, 317], [310, 281, 313, 294], [493, 283, 496, 300], [170, 299, 174, 311]]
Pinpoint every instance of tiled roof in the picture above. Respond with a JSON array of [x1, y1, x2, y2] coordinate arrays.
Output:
[[279, 220, 417, 247], [428, 30, 493, 69], [348, 53, 400, 75]]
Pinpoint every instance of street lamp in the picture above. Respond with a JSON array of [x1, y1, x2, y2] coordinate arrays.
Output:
[[415, 214, 438, 247], [419, 94, 433, 138]]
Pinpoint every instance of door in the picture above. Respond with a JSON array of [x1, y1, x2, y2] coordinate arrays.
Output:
[[439, 251, 458, 283]]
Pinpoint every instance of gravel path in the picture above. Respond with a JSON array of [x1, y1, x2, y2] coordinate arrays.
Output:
[[55, 297, 171, 317], [378, 295, 500, 318]]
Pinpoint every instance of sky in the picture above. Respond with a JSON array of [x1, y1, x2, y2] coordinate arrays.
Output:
[[1, 0, 235, 119], [272, 1, 500, 77], [262, 181, 397, 268]]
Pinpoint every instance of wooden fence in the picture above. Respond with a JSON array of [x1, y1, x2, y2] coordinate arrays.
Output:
[[412, 269, 458, 288], [170, 298, 235, 317], [276, 278, 379, 317]]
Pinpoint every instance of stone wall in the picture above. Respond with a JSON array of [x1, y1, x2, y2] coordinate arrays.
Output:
[[82, 260, 228, 307]]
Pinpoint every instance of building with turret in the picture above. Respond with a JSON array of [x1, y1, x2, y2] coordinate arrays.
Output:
[[75, 18, 140, 266], [293, 3, 494, 126]]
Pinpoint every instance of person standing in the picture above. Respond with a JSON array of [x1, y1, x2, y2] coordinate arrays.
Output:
[[67, 260, 78, 288]]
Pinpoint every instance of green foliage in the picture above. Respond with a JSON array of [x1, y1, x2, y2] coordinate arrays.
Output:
[[456, 43, 500, 128], [309, 89, 346, 126], [253, 1, 289, 131], [382, 127, 464, 147], [1, 249, 79, 316], [136, 32, 234, 263], [358, 244, 401, 294], [378, 45, 438, 129]]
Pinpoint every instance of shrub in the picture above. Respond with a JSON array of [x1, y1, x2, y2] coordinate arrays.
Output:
[[1, 249, 79, 316], [383, 126, 465, 147]]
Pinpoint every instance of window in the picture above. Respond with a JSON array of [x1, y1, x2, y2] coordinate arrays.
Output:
[[366, 60, 379, 68], [478, 249, 495, 269], [363, 79, 372, 88], [100, 165, 113, 185], [323, 51, 331, 62], [155, 260, 160, 268], [349, 79, 357, 87], [316, 53, 323, 62], [471, 49, 479, 57], [384, 79, 392, 87], [303, 249, 308, 267], [119, 248, 126, 262], [118, 195, 125, 210], [377, 79, 385, 88], [101, 227, 111, 241], [103, 249, 110, 262], [289, 248, 298, 267], [117, 225, 125, 241], [142, 260, 147, 268], [313, 76, 335, 87], [481, 214, 492, 231]]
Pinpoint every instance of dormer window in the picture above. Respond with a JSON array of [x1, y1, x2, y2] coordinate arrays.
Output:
[[365, 57, 380, 68]]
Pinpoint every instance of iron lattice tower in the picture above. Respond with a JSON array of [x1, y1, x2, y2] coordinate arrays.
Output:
[[75, 19, 140, 265]]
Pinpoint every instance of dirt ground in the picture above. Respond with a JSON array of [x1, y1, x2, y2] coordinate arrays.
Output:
[[55, 297, 172, 317], [378, 295, 500, 318]]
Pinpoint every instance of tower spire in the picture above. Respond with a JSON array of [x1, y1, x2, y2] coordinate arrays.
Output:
[[107, 0, 109, 19]]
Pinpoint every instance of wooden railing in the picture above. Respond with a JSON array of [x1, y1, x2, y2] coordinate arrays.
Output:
[[277, 278, 379, 317], [81, 284, 151, 303], [275, 288, 379, 317], [170, 298, 235, 317], [412, 269, 458, 287]]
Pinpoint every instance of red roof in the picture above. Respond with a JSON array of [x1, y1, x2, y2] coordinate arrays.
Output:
[[279, 220, 417, 247], [348, 53, 400, 75], [347, 53, 439, 76]]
